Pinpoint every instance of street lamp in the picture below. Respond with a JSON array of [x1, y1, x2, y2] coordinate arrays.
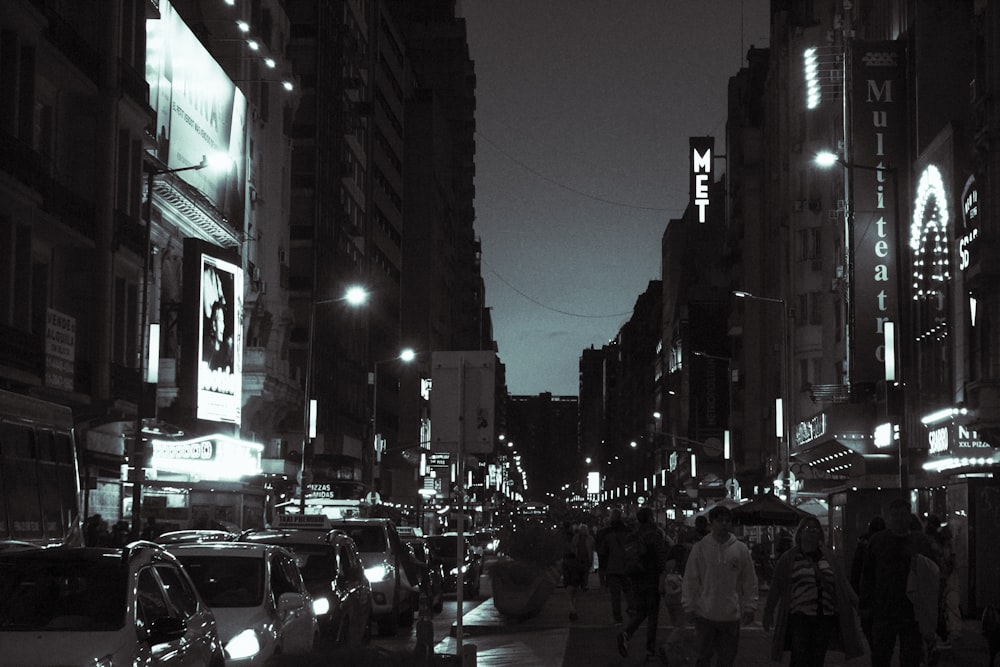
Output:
[[733, 289, 792, 501], [691, 350, 736, 494], [815, 150, 909, 492], [369, 347, 417, 495], [299, 284, 369, 513], [130, 154, 228, 537]]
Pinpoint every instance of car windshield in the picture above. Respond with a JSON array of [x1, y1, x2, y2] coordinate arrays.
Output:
[[426, 536, 462, 560], [339, 526, 387, 553], [288, 548, 334, 586], [177, 556, 264, 607], [0, 554, 127, 631]]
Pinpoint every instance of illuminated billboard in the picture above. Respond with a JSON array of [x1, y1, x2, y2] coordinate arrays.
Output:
[[182, 239, 243, 425], [146, 0, 247, 221], [197, 253, 243, 423]]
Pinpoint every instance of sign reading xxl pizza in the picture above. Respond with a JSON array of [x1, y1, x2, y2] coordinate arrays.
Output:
[[851, 42, 907, 384]]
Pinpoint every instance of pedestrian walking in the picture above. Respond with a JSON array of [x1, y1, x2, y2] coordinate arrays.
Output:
[[563, 523, 594, 621], [681, 504, 758, 667], [596, 507, 634, 625], [850, 514, 886, 648], [616, 506, 667, 661], [762, 516, 865, 666], [859, 498, 936, 667]]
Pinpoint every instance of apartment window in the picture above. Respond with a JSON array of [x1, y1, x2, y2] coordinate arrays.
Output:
[[33, 102, 52, 161], [112, 276, 138, 367], [799, 357, 824, 389], [796, 292, 823, 326], [795, 227, 820, 261], [834, 298, 843, 342]]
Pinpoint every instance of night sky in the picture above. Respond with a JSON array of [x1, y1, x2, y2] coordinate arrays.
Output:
[[462, 1, 771, 396]]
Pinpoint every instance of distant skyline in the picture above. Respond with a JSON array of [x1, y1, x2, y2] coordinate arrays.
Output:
[[462, 1, 771, 396]]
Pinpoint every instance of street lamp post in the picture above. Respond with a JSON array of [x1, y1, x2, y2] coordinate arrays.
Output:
[[733, 290, 792, 501], [299, 285, 369, 513], [691, 350, 736, 495], [130, 155, 212, 538], [369, 348, 416, 495], [815, 151, 909, 492]]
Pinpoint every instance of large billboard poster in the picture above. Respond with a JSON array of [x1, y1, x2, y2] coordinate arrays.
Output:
[[197, 253, 243, 424], [147, 0, 247, 222], [851, 41, 907, 384]]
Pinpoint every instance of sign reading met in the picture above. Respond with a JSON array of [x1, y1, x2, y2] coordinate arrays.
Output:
[[690, 136, 715, 223]]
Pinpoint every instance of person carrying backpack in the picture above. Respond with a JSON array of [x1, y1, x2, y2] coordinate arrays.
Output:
[[597, 507, 634, 625], [563, 523, 594, 621], [616, 506, 667, 660]]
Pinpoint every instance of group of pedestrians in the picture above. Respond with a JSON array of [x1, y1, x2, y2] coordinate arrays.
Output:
[[592, 504, 759, 664], [580, 498, 956, 666]]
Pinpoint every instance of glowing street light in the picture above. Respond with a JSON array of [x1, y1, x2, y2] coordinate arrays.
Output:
[[370, 348, 417, 491], [131, 153, 232, 537], [815, 150, 909, 492], [300, 284, 369, 512]]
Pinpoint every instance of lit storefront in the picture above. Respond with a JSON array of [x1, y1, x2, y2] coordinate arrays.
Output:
[[123, 434, 266, 532]]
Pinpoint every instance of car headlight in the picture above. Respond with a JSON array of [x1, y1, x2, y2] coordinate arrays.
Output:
[[312, 596, 330, 616], [365, 564, 390, 582], [94, 656, 114, 667], [226, 628, 262, 660], [450, 565, 467, 576]]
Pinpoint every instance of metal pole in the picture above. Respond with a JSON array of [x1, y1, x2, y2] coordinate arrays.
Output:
[[130, 167, 155, 539], [781, 300, 792, 502], [455, 354, 465, 659], [371, 361, 379, 493], [890, 165, 909, 494], [300, 298, 316, 514]]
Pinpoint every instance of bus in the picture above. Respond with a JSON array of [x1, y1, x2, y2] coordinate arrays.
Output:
[[0, 389, 81, 547]]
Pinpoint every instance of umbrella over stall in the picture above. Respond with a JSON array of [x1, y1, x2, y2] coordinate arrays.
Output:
[[731, 493, 811, 526]]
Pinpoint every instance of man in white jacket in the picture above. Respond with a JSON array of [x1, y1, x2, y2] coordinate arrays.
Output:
[[681, 505, 758, 666]]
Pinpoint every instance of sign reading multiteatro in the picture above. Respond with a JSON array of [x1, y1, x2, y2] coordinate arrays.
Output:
[[851, 41, 907, 384], [689, 136, 715, 223]]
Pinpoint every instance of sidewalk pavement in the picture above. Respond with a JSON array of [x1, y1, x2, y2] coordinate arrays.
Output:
[[437, 580, 991, 666]]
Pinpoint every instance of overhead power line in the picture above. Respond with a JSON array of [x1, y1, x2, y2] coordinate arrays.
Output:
[[485, 261, 634, 319], [476, 130, 683, 214]]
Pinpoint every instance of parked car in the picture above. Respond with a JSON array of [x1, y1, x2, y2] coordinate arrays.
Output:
[[402, 536, 444, 614], [241, 515, 372, 645], [328, 517, 420, 635], [166, 542, 318, 665], [425, 533, 483, 598], [0, 542, 226, 666]]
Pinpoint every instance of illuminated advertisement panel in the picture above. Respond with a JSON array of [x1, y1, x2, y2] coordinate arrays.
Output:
[[196, 252, 243, 423], [851, 41, 907, 383], [150, 435, 262, 480], [146, 0, 247, 221]]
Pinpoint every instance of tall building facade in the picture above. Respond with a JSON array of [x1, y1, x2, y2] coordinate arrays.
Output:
[[506, 393, 579, 500], [0, 0, 497, 539]]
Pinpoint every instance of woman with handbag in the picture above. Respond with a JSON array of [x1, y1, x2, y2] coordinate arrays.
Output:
[[762, 516, 865, 666]]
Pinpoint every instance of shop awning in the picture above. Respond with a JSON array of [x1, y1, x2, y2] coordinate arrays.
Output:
[[792, 402, 890, 476], [732, 493, 811, 526]]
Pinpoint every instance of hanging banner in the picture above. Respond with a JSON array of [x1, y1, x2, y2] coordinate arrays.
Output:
[[851, 41, 907, 384]]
